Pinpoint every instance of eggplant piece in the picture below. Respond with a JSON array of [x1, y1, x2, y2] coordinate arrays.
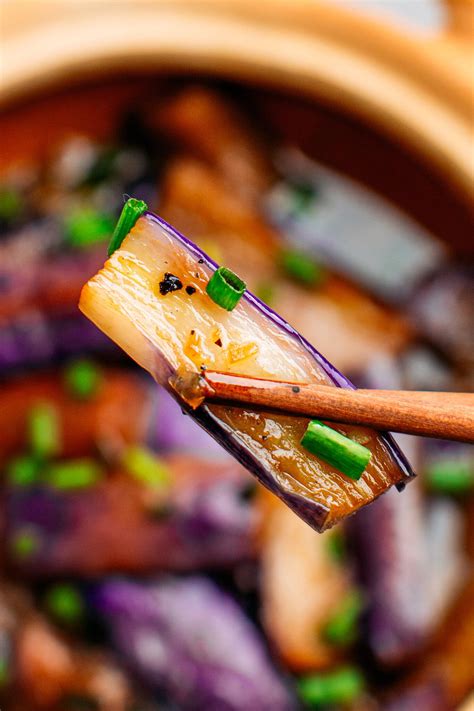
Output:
[[160, 159, 411, 373], [147, 87, 273, 203], [0, 370, 149, 465], [0, 244, 105, 320], [0, 310, 118, 373], [409, 263, 474, 371], [6, 458, 257, 576], [259, 492, 355, 671], [384, 576, 474, 710], [0, 583, 134, 710], [80, 211, 413, 531], [95, 576, 295, 710], [350, 482, 428, 665]]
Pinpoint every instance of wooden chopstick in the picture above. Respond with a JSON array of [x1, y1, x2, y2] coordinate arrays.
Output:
[[201, 371, 474, 443]]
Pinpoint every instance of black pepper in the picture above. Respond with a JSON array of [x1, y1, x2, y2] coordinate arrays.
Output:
[[198, 258, 204, 264], [292, 386, 300, 393], [159, 273, 183, 295], [214, 338, 223, 347], [186, 285, 196, 295]]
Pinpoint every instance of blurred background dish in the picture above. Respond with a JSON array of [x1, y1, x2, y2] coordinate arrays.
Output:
[[0, 1, 473, 709]]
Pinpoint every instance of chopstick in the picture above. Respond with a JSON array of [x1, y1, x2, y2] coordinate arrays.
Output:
[[200, 371, 474, 443]]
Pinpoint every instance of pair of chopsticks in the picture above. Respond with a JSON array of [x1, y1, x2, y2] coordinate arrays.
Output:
[[200, 371, 474, 443]]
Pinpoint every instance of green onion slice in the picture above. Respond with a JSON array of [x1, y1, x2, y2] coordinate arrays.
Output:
[[45, 458, 103, 490], [65, 209, 114, 248], [122, 445, 170, 487], [108, 197, 148, 256], [297, 666, 365, 707], [10, 528, 40, 560], [7, 456, 41, 487], [279, 248, 324, 287], [301, 420, 371, 481], [64, 359, 102, 400], [325, 527, 346, 564], [28, 402, 61, 459], [426, 458, 474, 495], [206, 266, 246, 311], [0, 186, 23, 222], [322, 589, 364, 646], [45, 584, 84, 624]]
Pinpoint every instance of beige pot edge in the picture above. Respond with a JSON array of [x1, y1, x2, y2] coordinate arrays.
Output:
[[1, 0, 473, 203]]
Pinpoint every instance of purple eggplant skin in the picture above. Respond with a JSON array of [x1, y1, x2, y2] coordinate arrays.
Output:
[[348, 471, 432, 667], [147, 387, 231, 459], [5, 467, 257, 576], [141, 213, 414, 531], [408, 262, 474, 370], [94, 577, 296, 711], [383, 679, 449, 711], [0, 311, 118, 373]]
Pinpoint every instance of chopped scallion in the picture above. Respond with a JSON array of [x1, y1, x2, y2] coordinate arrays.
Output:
[[6, 456, 41, 487], [0, 187, 22, 223], [122, 445, 170, 487], [297, 666, 364, 707], [0, 657, 9, 687], [206, 266, 246, 311], [279, 248, 324, 287], [45, 458, 103, 490], [45, 584, 84, 624], [28, 402, 61, 459], [425, 458, 474, 495], [289, 180, 317, 216], [65, 209, 114, 248], [301, 420, 371, 481], [255, 281, 275, 307], [64, 359, 102, 400], [10, 528, 40, 560], [108, 197, 148, 256], [322, 589, 364, 646], [325, 528, 346, 564]]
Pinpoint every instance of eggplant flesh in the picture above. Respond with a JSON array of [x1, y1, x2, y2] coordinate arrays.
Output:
[[80, 212, 413, 531]]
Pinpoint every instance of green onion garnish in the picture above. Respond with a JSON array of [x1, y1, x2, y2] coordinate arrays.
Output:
[[301, 420, 371, 481], [65, 209, 114, 248], [289, 180, 317, 216], [45, 458, 103, 490], [10, 528, 40, 560], [255, 281, 275, 307], [322, 590, 364, 646], [122, 445, 170, 487], [64, 359, 102, 400], [325, 527, 346, 564], [6, 456, 41, 487], [45, 584, 84, 624], [108, 197, 148, 256], [28, 402, 61, 459], [206, 266, 246, 311], [279, 248, 324, 287], [0, 187, 23, 222], [0, 657, 9, 687], [83, 146, 118, 186], [297, 666, 365, 707], [425, 458, 474, 495]]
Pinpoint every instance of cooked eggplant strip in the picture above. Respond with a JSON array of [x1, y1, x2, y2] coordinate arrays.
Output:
[[384, 576, 474, 710], [159, 159, 411, 373], [146, 87, 273, 203], [6, 457, 256, 576], [80, 209, 413, 530], [259, 492, 355, 671], [0, 310, 118, 373], [0, 370, 149, 465], [0, 583, 134, 710], [95, 576, 296, 710]]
